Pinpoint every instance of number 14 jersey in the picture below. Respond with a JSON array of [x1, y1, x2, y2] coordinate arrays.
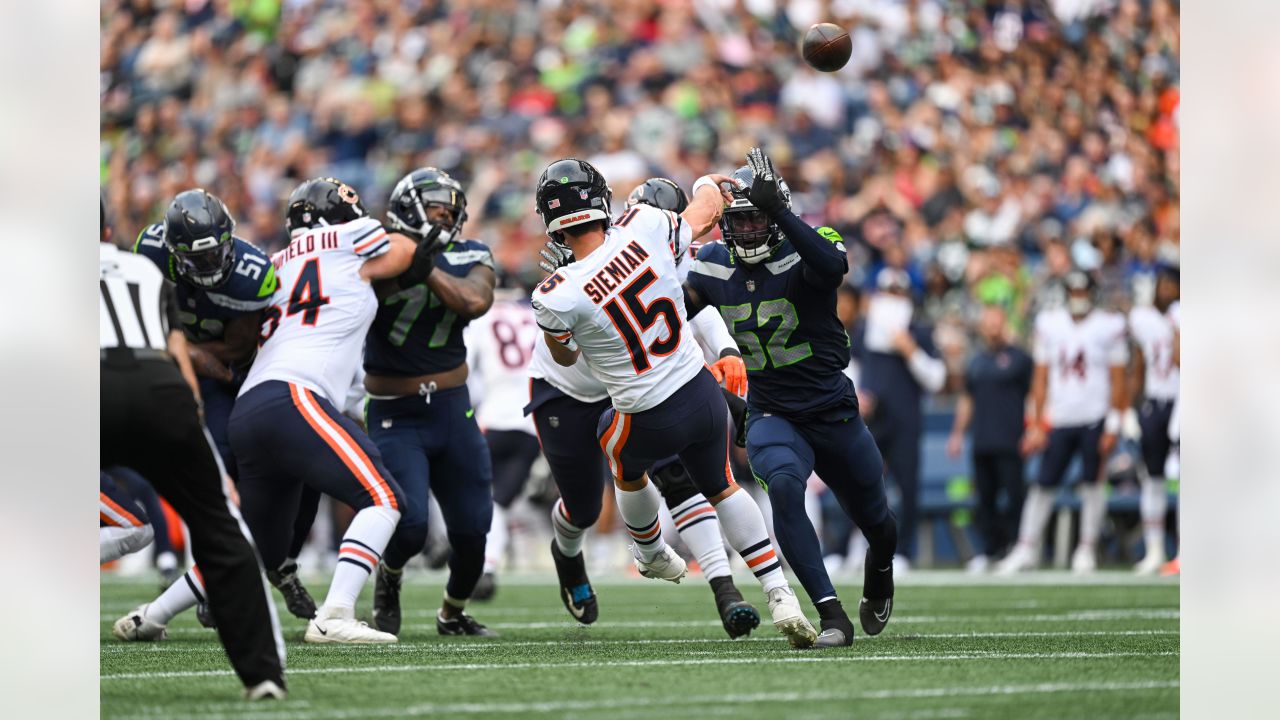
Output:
[[240, 216, 390, 404], [532, 204, 701, 414]]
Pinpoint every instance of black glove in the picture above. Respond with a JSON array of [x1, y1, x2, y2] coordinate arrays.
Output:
[[538, 240, 575, 275], [400, 223, 445, 286], [745, 146, 789, 217]]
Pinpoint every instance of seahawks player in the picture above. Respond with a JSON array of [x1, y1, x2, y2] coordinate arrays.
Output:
[[365, 168, 498, 637], [115, 190, 317, 642], [684, 149, 899, 647]]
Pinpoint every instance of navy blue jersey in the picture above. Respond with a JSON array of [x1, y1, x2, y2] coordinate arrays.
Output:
[[687, 237, 857, 422], [133, 223, 277, 344], [364, 238, 495, 377]]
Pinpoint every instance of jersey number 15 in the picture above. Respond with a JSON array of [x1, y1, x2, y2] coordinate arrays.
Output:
[[602, 268, 681, 374]]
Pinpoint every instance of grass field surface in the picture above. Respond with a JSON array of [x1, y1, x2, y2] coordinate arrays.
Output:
[[101, 572, 1178, 719]]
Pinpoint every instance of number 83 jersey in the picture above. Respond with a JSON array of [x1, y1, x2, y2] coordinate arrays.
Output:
[[532, 204, 702, 414]]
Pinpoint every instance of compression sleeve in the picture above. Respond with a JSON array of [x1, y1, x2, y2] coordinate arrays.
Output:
[[773, 210, 848, 285]]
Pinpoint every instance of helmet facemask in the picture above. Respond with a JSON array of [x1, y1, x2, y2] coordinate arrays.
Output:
[[387, 174, 467, 245], [173, 235, 235, 287], [721, 202, 778, 265]]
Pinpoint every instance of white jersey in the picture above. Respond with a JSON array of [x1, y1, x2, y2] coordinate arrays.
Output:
[[1128, 305, 1179, 401], [532, 204, 701, 413], [1033, 308, 1128, 427], [240, 216, 390, 404], [467, 293, 539, 434]]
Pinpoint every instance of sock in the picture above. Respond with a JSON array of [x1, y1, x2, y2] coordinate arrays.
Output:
[[485, 506, 508, 574], [146, 567, 205, 624], [616, 477, 666, 562], [815, 597, 854, 633], [324, 505, 401, 612], [440, 591, 467, 620], [1077, 483, 1105, 547], [551, 499, 586, 557], [670, 495, 731, 580], [1015, 485, 1055, 549], [713, 487, 787, 593], [1140, 477, 1168, 557], [861, 513, 899, 572]]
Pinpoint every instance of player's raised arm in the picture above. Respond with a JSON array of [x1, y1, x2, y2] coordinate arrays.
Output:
[[426, 259, 496, 320], [681, 173, 736, 240], [743, 147, 848, 286]]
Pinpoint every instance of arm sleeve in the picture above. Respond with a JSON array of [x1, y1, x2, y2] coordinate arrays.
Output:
[[532, 294, 578, 351], [346, 217, 391, 259], [160, 280, 181, 336], [905, 325, 945, 392], [773, 211, 848, 285], [690, 306, 738, 359]]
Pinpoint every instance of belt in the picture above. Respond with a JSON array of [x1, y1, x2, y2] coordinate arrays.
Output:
[[101, 347, 172, 364]]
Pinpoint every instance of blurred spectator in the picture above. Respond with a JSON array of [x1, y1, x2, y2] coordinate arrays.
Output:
[[947, 304, 1033, 571]]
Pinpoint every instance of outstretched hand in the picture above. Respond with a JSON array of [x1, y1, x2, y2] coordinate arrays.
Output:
[[538, 240, 575, 275], [745, 147, 788, 216]]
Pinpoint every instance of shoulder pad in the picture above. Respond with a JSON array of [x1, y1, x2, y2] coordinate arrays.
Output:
[[441, 238, 495, 270]]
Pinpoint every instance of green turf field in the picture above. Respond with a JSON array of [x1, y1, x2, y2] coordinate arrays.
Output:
[[101, 572, 1178, 719]]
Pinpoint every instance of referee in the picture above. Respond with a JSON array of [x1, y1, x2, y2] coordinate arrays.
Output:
[[100, 200, 286, 699]]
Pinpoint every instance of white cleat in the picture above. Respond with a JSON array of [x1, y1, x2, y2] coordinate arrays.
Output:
[[965, 554, 991, 574], [995, 545, 1037, 576], [1133, 551, 1167, 576], [767, 587, 817, 649], [305, 606, 398, 644], [633, 545, 688, 583], [112, 604, 168, 642], [244, 680, 287, 700], [1071, 545, 1097, 574]]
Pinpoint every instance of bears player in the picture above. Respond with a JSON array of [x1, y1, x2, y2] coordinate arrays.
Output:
[[100, 472, 154, 563], [364, 168, 498, 638], [532, 158, 816, 648], [114, 190, 318, 642], [229, 177, 417, 643], [527, 176, 760, 639], [1128, 263, 1179, 574], [684, 149, 899, 648], [465, 279, 540, 600], [997, 270, 1128, 575]]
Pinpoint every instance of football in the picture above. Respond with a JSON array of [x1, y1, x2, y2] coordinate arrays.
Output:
[[801, 22, 852, 72]]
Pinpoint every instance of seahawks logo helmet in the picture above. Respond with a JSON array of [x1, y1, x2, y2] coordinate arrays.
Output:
[[535, 159, 612, 242], [625, 177, 689, 213], [162, 189, 236, 288], [285, 177, 367, 235], [388, 167, 468, 242], [719, 165, 791, 265]]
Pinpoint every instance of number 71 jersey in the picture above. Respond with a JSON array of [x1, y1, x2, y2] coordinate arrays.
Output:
[[240, 216, 391, 405], [532, 204, 702, 414]]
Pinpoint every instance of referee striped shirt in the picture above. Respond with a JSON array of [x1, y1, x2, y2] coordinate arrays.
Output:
[[100, 243, 178, 351]]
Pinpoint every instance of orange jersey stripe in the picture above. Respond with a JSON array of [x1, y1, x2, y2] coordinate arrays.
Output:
[[100, 493, 142, 527], [353, 231, 388, 254]]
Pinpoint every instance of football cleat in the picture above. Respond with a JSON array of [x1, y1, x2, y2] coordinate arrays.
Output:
[[995, 544, 1037, 575], [436, 611, 499, 637], [766, 587, 817, 649], [371, 565, 403, 635], [815, 627, 853, 647], [305, 606, 397, 644], [471, 572, 497, 602], [1071, 545, 1097, 574], [633, 545, 688, 583], [550, 540, 598, 625], [1134, 550, 1167, 576], [1160, 557, 1180, 576], [244, 680, 287, 700], [196, 601, 216, 629], [710, 577, 760, 639], [112, 604, 168, 642], [859, 552, 895, 636], [268, 561, 318, 619]]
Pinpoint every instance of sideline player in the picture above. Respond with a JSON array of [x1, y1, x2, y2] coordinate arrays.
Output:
[[532, 158, 816, 648], [1128, 263, 1179, 574], [684, 149, 899, 647], [230, 177, 417, 643], [528, 177, 761, 638], [998, 270, 1128, 574], [363, 168, 498, 637]]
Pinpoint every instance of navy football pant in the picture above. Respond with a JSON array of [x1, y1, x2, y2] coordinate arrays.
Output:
[[367, 385, 493, 600], [1139, 399, 1175, 477], [230, 381, 405, 572], [972, 450, 1025, 557], [100, 472, 149, 527], [747, 412, 895, 604], [1037, 420, 1105, 486], [105, 465, 174, 558], [532, 391, 612, 528], [487, 430, 542, 509]]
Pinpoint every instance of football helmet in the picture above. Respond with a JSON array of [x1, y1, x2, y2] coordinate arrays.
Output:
[[535, 159, 612, 240], [625, 177, 689, 213], [163, 189, 236, 288], [1064, 268, 1097, 317], [387, 167, 468, 241], [285, 177, 367, 234], [719, 165, 790, 265]]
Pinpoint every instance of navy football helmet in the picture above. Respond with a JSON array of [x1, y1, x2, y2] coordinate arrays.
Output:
[[719, 166, 791, 265], [388, 167, 468, 242], [163, 189, 237, 287]]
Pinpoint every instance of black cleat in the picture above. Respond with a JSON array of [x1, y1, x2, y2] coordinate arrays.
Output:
[[815, 627, 853, 647], [267, 562, 317, 620], [471, 572, 497, 602], [437, 611, 499, 637], [372, 565, 403, 635], [196, 602, 216, 629], [709, 576, 760, 638], [814, 598, 855, 648], [859, 551, 895, 636], [550, 540, 597, 625]]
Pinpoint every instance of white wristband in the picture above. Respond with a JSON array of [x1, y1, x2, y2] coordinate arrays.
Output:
[[1104, 410, 1122, 435], [692, 175, 719, 197]]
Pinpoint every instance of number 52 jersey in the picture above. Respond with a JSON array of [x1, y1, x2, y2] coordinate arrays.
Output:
[[240, 216, 391, 405], [532, 204, 702, 414]]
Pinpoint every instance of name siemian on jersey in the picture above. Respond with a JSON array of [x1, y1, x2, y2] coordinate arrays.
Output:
[[581, 240, 651, 304]]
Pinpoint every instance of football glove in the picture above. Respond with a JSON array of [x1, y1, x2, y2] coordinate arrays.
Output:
[[538, 240, 576, 275], [401, 223, 445, 286], [709, 354, 748, 398], [744, 146, 789, 217]]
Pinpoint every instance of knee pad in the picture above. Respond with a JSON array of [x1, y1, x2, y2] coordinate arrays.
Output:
[[651, 461, 700, 507], [559, 491, 602, 529]]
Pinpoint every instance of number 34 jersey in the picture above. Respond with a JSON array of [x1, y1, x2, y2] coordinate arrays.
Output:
[[532, 204, 702, 414], [1032, 308, 1128, 428], [240, 216, 392, 405]]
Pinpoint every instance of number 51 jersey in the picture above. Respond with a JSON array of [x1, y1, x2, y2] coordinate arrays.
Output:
[[240, 216, 391, 404], [532, 204, 702, 414]]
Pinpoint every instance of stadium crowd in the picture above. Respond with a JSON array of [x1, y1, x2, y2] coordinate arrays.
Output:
[[100, 0, 1179, 571]]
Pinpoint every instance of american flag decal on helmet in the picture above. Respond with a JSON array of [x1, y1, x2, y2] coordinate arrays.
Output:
[[548, 199, 560, 208], [579, 189, 590, 199]]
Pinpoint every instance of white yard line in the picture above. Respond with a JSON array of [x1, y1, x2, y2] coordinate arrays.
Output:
[[155, 680, 1180, 720], [102, 650, 1177, 681]]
